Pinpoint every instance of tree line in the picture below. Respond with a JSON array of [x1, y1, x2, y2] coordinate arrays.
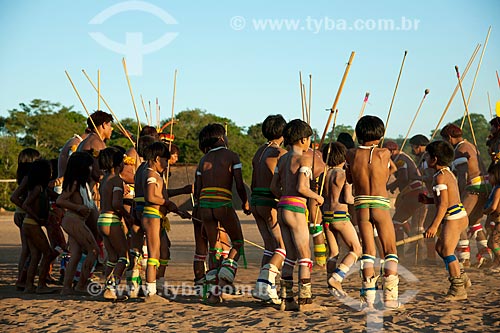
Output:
[[0, 99, 491, 209]]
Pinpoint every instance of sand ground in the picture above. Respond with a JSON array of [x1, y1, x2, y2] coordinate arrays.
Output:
[[0, 211, 499, 332]]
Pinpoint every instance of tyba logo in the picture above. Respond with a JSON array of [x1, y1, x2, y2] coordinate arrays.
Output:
[[89, 1, 179, 75]]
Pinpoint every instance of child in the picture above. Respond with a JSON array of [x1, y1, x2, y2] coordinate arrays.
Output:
[[10, 148, 41, 290], [483, 162, 500, 272], [195, 123, 251, 304], [128, 134, 158, 297], [423, 140, 469, 300], [141, 141, 186, 301], [270, 119, 324, 311], [345, 115, 399, 309], [322, 142, 362, 297], [98, 147, 132, 300], [250, 115, 287, 304], [57, 152, 100, 295], [21, 159, 58, 293]]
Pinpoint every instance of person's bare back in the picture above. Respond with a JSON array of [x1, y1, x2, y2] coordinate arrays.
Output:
[[346, 145, 395, 197]]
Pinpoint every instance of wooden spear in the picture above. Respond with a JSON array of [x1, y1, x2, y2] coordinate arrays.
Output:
[[122, 58, 142, 134], [399, 89, 430, 154], [430, 43, 481, 140], [352, 92, 370, 142], [455, 66, 478, 147], [308, 74, 312, 125], [97, 69, 100, 110], [381, 50, 408, 146], [460, 26, 492, 129], [319, 51, 356, 148], [81, 69, 135, 146], [165, 69, 178, 191], [487, 92, 493, 119], [299, 71, 305, 122], [140, 94, 150, 126], [313, 109, 339, 226], [65, 70, 103, 141]]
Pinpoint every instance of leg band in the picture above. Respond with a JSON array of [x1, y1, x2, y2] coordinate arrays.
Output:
[[159, 259, 169, 266], [118, 257, 129, 266], [314, 243, 327, 266], [218, 258, 238, 283], [298, 258, 313, 272], [348, 251, 359, 262], [309, 223, 323, 237], [263, 249, 273, 258], [147, 258, 160, 268], [106, 261, 117, 268], [274, 248, 286, 260], [456, 240, 471, 261], [284, 258, 296, 268], [443, 254, 457, 271], [468, 223, 483, 240], [360, 254, 376, 271], [194, 254, 207, 262]]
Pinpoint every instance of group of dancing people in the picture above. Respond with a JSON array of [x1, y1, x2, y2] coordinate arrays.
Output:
[[10, 109, 500, 310]]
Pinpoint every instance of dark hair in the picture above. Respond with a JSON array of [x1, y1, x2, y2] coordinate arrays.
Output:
[[490, 117, 500, 129], [98, 147, 124, 171], [27, 159, 52, 190], [262, 114, 286, 141], [440, 123, 462, 139], [62, 151, 94, 191], [426, 140, 455, 167], [337, 132, 355, 149], [169, 143, 180, 156], [88, 110, 113, 129], [322, 142, 347, 166], [383, 140, 399, 151], [199, 123, 226, 152], [49, 159, 58, 181], [143, 141, 171, 161], [282, 119, 312, 147], [140, 126, 159, 140], [488, 162, 500, 185], [355, 115, 385, 144], [16, 148, 41, 184], [409, 134, 430, 146], [137, 135, 157, 157]]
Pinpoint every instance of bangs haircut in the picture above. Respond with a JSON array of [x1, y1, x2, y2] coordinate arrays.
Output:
[[282, 119, 312, 147], [143, 141, 171, 161], [27, 159, 52, 190], [98, 147, 124, 171], [426, 140, 454, 167], [16, 148, 41, 184], [140, 125, 160, 140], [63, 152, 94, 191], [488, 162, 500, 185], [88, 110, 113, 128], [440, 123, 462, 139], [262, 114, 286, 141], [337, 132, 355, 149], [138, 135, 157, 158], [199, 123, 226, 151], [355, 115, 385, 144], [322, 142, 347, 166]]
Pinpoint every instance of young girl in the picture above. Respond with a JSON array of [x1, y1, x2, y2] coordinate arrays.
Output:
[[424, 140, 469, 301], [22, 159, 58, 293], [484, 162, 500, 272], [57, 152, 100, 295], [141, 141, 184, 300], [321, 142, 362, 297], [10, 148, 41, 290], [98, 147, 132, 300]]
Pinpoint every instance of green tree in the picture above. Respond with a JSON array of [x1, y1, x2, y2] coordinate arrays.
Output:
[[3, 99, 86, 159]]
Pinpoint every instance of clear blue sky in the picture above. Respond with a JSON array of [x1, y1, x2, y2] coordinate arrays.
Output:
[[1, 0, 499, 139]]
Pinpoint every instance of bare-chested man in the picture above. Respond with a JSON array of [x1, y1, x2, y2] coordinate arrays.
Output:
[[250, 115, 287, 304], [271, 119, 324, 311], [384, 140, 425, 259], [195, 123, 251, 304], [441, 124, 492, 268], [346, 115, 399, 309]]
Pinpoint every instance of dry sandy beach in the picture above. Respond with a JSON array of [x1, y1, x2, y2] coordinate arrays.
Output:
[[0, 211, 499, 332]]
